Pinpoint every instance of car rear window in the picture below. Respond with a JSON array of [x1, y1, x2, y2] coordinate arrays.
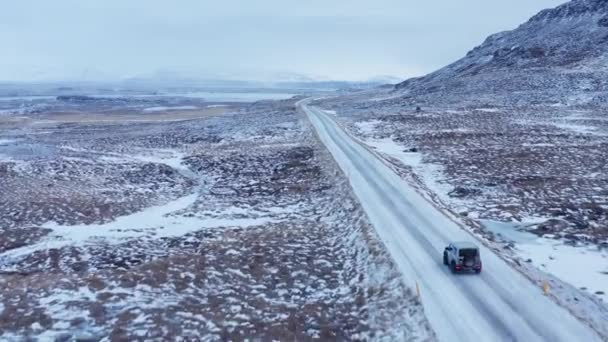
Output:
[[459, 248, 478, 258]]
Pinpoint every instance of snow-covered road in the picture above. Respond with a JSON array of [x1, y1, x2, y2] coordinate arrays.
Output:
[[300, 100, 601, 342]]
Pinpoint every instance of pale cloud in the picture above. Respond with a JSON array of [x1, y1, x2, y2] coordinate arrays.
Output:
[[1, 0, 566, 82]]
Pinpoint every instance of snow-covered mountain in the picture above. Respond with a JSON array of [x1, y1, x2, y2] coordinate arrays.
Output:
[[395, 0, 608, 107]]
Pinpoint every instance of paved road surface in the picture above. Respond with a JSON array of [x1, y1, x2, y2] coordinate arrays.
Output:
[[300, 100, 601, 342]]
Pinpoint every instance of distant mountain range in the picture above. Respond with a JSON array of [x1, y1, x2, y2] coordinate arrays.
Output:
[[394, 0, 608, 107], [0, 72, 401, 97], [120, 72, 402, 91]]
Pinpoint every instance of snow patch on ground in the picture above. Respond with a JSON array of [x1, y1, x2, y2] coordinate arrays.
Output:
[[364, 137, 455, 208], [520, 240, 607, 297], [142, 106, 198, 112], [0, 179, 290, 264], [0, 139, 17, 145], [480, 219, 538, 244], [354, 120, 382, 135], [482, 219, 607, 298], [0, 153, 22, 163], [522, 142, 556, 147], [366, 138, 422, 166], [0, 148, 285, 264], [475, 108, 500, 113], [553, 122, 605, 136], [130, 151, 192, 175]]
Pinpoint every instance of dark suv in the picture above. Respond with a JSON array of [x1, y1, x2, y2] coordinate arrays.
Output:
[[443, 241, 482, 274]]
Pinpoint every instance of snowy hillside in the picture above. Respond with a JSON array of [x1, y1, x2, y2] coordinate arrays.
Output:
[[393, 0, 608, 107]]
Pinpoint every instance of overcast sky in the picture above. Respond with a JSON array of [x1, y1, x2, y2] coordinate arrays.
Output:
[[2, 0, 565, 82]]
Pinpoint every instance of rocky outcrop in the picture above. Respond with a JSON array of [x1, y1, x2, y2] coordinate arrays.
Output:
[[530, 0, 608, 22]]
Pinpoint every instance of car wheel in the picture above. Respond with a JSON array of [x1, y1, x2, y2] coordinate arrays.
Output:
[[450, 261, 457, 273], [475, 269, 481, 274], [443, 253, 448, 265]]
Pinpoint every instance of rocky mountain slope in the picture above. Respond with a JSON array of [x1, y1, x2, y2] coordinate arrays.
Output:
[[395, 0, 608, 107]]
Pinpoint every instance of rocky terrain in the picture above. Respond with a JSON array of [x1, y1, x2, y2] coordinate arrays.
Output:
[[0, 97, 434, 340]]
